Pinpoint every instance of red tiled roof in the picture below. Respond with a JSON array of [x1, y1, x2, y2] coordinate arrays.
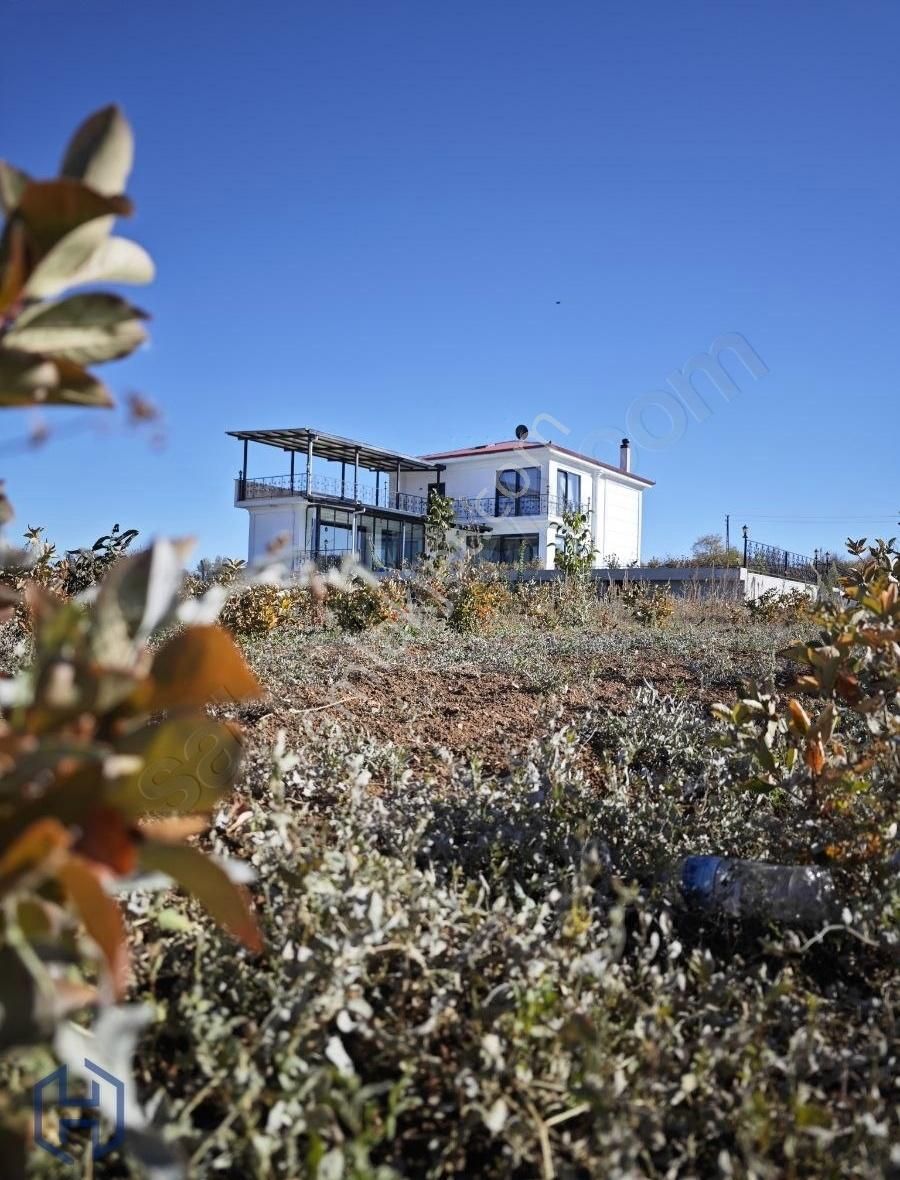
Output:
[[420, 439, 655, 486]]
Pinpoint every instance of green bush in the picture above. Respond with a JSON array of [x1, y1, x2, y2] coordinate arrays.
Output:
[[327, 578, 393, 633]]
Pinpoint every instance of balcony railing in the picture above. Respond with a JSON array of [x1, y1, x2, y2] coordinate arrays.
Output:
[[453, 494, 588, 523], [236, 473, 428, 515], [236, 476, 588, 523]]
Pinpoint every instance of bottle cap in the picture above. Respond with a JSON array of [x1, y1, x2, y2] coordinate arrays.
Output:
[[681, 855, 721, 904]]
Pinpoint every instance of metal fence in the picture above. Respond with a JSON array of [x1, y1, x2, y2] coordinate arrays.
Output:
[[743, 537, 823, 584]]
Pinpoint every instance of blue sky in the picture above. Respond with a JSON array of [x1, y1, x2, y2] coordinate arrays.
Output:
[[2, 1, 898, 561]]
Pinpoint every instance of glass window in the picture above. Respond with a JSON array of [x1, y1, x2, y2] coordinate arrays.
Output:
[[373, 515, 401, 569], [404, 522, 424, 565], [495, 467, 541, 516], [316, 506, 353, 557], [477, 533, 539, 565], [556, 469, 581, 511]]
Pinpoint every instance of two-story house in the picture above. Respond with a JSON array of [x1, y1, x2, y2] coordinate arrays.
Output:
[[228, 424, 653, 571]]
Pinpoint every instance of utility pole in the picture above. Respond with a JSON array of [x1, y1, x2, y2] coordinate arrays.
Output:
[[725, 514, 730, 554]]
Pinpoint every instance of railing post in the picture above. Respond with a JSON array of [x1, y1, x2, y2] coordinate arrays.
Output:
[[289, 451, 295, 494], [240, 439, 248, 500], [396, 458, 402, 511], [306, 434, 315, 495], [354, 448, 360, 501]]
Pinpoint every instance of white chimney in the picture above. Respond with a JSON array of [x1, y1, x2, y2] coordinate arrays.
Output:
[[619, 438, 631, 472]]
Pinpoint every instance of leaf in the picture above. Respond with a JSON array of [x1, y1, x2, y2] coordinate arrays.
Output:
[[17, 180, 130, 267], [139, 840, 262, 952], [108, 718, 243, 817], [57, 854, 129, 995], [787, 699, 811, 734], [5, 293, 149, 364], [23, 216, 113, 299], [142, 625, 262, 712], [95, 538, 194, 643], [55, 1004, 187, 1180], [0, 354, 115, 408], [44, 357, 115, 407], [0, 817, 70, 892], [0, 219, 28, 312], [804, 740, 826, 776], [59, 234, 155, 291], [60, 105, 134, 196], [0, 347, 58, 406], [75, 805, 138, 875], [0, 160, 30, 213], [0, 948, 45, 1050]]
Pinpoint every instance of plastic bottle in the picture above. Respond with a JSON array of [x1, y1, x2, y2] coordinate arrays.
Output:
[[680, 856, 838, 927]]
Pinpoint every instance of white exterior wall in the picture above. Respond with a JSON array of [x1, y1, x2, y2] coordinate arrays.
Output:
[[244, 502, 309, 563], [601, 479, 642, 566]]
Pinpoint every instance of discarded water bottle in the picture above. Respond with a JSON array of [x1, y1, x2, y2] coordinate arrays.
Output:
[[680, 856, 838, 927]]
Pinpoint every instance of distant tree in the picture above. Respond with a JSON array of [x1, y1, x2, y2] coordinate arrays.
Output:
[[692, 533, 725, 560]]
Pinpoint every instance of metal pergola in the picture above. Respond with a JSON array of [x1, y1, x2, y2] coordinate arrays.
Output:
[[227, 426, 443, 506]]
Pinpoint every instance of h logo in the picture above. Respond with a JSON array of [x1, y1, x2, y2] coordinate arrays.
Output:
[[34, 1060, 126, 1163]]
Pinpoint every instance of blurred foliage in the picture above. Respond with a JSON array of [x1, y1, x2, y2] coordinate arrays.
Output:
[[0, 106, 153, 409], [0, 107, 263, 1178]]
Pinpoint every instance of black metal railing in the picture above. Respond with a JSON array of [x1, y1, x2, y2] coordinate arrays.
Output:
[[452, 494, 588, 523], [236, 476, 588, 523], [743, 538, 820, 584], [235, 474, 429, 516]]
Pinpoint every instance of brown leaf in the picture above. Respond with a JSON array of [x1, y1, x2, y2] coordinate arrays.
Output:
[[804, 740, 826, 776], [0, 817, 71, 893], [56, 855, 128, 996], [787, 699, 811, 734], [139, 839, 262, 952], [16, 179, 131, 261], [140, 624, 262, 712], [74, 805, 138, 875], [108, 717, 244, 817]]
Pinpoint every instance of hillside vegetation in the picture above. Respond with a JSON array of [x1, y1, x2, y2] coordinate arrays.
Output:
[[3, 553, 897, 1179]]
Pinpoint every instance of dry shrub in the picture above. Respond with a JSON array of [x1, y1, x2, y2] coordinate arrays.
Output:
[[327, 578, 394, 633], [619, 581, 675, 625], [220, 583, 296, 636], [448, 576, 513, 633], [746, 585, 817, 623]]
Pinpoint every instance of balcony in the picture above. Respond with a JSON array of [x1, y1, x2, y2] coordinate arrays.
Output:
[[236, 476, 589, 524], [236, 473, 428, 516]]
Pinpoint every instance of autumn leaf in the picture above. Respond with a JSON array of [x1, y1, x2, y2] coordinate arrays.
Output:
[[139, 839, 262, 953], [56, 855, 128, 995], [138, 624, 262, 712]]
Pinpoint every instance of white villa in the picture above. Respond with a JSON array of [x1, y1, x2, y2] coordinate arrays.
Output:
[[228, 425, 653, 571]]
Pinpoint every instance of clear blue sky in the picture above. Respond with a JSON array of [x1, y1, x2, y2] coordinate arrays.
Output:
[[2, 1, 898, 561]]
